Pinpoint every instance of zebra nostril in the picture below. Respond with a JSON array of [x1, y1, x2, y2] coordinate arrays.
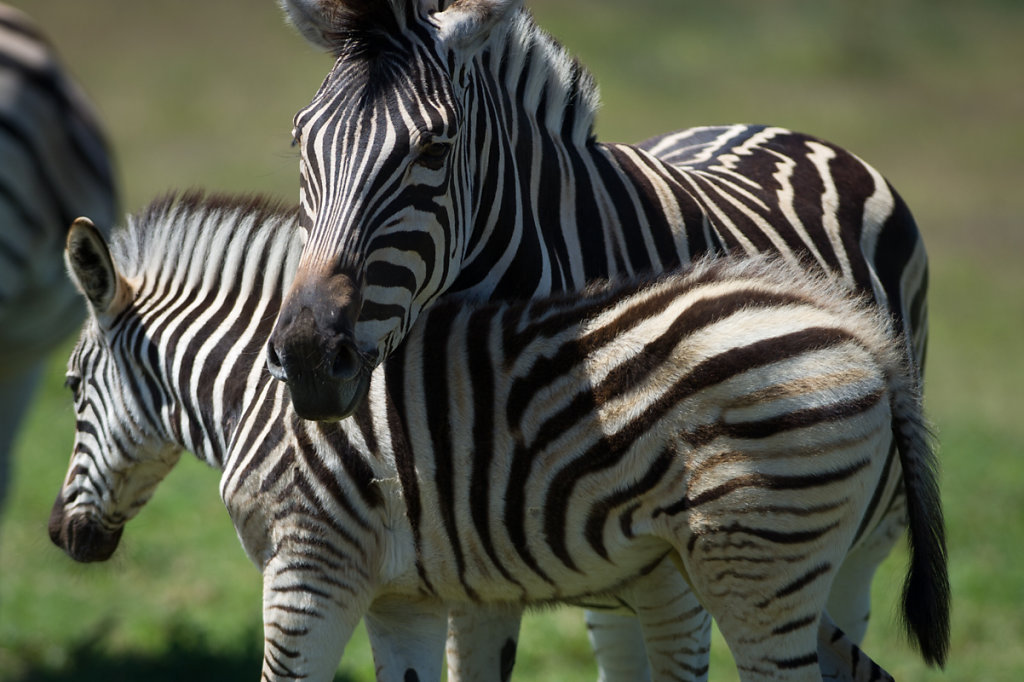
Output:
[[266, 341, 287, 381], [331, 343, 361, 381]]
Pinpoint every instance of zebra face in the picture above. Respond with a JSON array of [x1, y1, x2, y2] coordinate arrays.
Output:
[[49, 328, 182, 563], [269, 0, 522, 420], [49, 218, 181, 563]]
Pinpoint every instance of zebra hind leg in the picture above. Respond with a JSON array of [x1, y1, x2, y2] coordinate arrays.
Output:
[[826, 486, 907, 645], [677, 529, 846, 682], [818, 612, 894, 682], [624, 555, 711, 682]]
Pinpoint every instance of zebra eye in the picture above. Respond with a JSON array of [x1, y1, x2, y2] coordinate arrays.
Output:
[[65, 375, 82, 398], [416, 140, 452, 170]]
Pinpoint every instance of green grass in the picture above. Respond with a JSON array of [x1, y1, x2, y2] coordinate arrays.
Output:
[[2, 0, 1023, 679]]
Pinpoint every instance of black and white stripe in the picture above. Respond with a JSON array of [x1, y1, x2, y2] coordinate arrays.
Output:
[[51, 194, 945, 681], [0, 3, 117, 509]]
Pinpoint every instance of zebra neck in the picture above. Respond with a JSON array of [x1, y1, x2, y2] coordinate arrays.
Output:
[[456, 132, 687, 296], [117, 194, 304, 469]]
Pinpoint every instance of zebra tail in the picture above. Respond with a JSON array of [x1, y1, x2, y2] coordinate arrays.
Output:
[[889, 367, 950, 668]]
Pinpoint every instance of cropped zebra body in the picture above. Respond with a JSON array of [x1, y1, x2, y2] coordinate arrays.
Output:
[[0, 4, 117, 508], [51, 195, 946, 682]]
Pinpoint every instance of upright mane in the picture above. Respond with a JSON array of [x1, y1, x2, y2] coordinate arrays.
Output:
[[294, 0, 602, 144], [492, 9, 601, 144], [109, 191, 301, 299]]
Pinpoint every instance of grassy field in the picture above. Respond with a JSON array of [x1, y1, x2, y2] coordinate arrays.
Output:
[[2, 0, 1022, 680]]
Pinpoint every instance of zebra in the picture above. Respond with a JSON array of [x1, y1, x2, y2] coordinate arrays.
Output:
[[0, 3, 118, 511], [265, 0, 929, 678], [49, 193, 946, 681]]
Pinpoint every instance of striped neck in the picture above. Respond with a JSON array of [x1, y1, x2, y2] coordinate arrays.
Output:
[[111, 193, 302, 466], [477, 10, 600, 144]]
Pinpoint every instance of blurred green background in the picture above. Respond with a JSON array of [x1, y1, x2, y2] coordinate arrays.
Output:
[[1, 0, 1021, 680]]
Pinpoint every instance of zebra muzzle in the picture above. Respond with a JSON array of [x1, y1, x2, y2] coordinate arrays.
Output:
[[267, 271, 373, 420], [48, 493, 123, 563]]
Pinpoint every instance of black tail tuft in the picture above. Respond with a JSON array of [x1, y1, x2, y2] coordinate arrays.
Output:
[[893, 403, 950, 668]]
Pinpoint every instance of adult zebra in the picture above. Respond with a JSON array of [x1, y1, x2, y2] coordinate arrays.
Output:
[[266, 0, 929, 679], [0, 4, 118, 511], [50, 192, 946, 681]]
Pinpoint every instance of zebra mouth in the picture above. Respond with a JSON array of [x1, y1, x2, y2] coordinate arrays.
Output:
[[286, 364, 372, 422], [48, 495, 124, 563]]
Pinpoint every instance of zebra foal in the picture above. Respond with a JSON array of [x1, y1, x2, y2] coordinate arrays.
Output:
[[49, 194, 946, 681]]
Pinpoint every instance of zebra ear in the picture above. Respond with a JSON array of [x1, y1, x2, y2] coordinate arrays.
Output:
[[279, 0, 439, 52], [435, 0, 522, 53], [278, 0, 342, 51], [65, 217, 130, 321]]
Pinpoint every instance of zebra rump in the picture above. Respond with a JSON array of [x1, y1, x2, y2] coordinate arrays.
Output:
[[50, 193, 947, 681]]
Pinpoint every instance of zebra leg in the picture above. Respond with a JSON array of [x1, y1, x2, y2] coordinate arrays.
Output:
[[827, 489, 906, 644], [260, 553, 371, 682], [818, 612, 894, 682], [584, 610, 652, 682], [608, 556, 711, 682], [446, 604, 523, 682], [678, 530, 845, 682], [365, 596, 448, 682]]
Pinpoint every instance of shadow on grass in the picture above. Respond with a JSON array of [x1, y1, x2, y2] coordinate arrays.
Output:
[[5, 621, 357, 682]]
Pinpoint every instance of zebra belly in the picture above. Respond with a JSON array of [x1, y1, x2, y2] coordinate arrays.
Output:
[[399, 512, 676, 606]]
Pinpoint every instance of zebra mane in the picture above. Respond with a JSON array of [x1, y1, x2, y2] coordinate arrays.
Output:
[[325, 0, 600, 143], [109, 191, 301, 298], [492, 10, 600, 143]]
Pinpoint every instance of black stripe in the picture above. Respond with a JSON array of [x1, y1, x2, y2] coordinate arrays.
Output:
[[466, 308, 525, 590], [584, 447, 674, 560], [421, 305, 477, 599], [722, 387, 886, 441], [384, 351, 435, 594], [773, 562, 833, 600]]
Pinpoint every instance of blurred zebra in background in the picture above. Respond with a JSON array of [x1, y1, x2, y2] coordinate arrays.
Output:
[[0, 3, 118, 510], [49, 193, 946, 682]]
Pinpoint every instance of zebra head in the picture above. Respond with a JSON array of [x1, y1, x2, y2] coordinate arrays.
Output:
[[267, 0, 524, 420], [49, 218, 181, 563]]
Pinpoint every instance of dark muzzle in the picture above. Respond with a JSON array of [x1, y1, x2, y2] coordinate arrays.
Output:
[[49, 492, 123, 562], [267, 271, 374, 420]]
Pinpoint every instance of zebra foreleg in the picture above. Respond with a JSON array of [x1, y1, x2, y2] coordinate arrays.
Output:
[[365, 596, 448, 682], [446, 604, 523, 682], [259, 553, 372, 682]]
